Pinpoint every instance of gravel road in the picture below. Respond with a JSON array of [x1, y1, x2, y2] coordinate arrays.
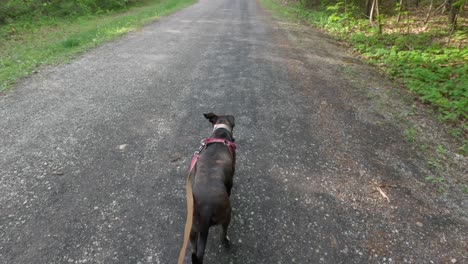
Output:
[[1, 0, 467, 263]]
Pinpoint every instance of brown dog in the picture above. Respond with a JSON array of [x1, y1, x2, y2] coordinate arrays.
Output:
[[189, 113, 236, 264]]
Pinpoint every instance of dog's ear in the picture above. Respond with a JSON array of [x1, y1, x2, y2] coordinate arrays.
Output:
[[203, 113, 218, 124], [226, 115, 235, 128]]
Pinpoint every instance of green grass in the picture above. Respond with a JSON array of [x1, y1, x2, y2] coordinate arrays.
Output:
[[260, 0, 467, 128], [404, 127, 417, 142], [425, 175, 447, 193], [463, 185, 468, 193], [0, 0, 196, 92]]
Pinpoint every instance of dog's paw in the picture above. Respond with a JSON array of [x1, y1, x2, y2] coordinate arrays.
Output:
[[222, 236, 231, 249], [191, 253, 199, 264]]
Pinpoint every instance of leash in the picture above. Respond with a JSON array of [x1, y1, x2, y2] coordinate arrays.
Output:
[[178, 138, 237, 264], [177, 167, 194, 264]]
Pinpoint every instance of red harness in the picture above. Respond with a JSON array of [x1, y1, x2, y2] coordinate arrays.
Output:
[[189, 138, 237, 172]]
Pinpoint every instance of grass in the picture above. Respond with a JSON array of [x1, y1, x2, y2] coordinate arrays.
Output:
[[425, 175, 447, 193], [0, 0, 196, 92], [463, 185, 468, 193], [404, 127, 417, 142], [259, 0, 467, 149], [436, 144, 448, 156]]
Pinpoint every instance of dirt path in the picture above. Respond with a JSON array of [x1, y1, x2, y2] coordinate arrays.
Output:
[[0, 0, 466, 263]]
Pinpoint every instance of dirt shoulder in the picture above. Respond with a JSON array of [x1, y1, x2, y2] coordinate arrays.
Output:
[[265, 7, 467, 263]]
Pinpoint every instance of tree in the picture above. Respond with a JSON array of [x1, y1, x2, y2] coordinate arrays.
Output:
[[447, 0, 464, 30], [369, 0, 382, 34]]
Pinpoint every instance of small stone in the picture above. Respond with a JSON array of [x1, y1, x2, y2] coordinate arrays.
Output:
[[416, 222, 423, 227], [451, 259, 457, 263], [118, 144, 128, 150]]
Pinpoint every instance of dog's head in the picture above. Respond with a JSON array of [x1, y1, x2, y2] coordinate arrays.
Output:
[[203, 113, 235, 133]]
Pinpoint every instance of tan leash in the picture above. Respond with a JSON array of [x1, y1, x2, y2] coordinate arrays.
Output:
[[178, 172, 194, 264]]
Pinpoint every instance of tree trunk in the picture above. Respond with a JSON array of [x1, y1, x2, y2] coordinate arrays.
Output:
[[397, 0, 404, 23], [447, 0, 460, 29], [365, 0, 372, 18], [376, 0, 382, 34], [370, 0, 376, 25], [424, 0, 434, 25]]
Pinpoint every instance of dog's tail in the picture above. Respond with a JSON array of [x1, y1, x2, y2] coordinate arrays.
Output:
[[192, 210, 210, 264]]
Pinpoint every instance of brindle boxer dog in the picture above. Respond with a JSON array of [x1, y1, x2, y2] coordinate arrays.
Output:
[[190, 113, 236, 264]]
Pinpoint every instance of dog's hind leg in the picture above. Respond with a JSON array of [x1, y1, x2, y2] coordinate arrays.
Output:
[[225, 177, 233, 197], [221, 222, 231, 248], [193, 216, 210, 264], [190, 228, 198, 261], [221, 205, 231, 248]]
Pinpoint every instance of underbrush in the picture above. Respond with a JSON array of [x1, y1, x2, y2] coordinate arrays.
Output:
[[261, 0, 467, 145], [0, 0, 148, 24], [349, 31, 467, 123]]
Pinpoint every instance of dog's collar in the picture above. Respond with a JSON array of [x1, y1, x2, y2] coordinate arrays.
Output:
[[213, 123, 232, 132]]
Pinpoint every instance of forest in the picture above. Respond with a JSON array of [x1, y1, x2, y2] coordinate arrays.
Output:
[[302, 1, 465, 29], [290, 0, 467, 128]]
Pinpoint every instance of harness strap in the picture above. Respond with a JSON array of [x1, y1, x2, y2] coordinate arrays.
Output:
[[188, 138, 236, 173], [202, 138, 237, 158]]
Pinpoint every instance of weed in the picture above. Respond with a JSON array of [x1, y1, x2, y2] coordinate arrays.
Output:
[[437, 186, 447, 193], [459, 140, 468, 156], [425, 175, 447, 192], [425, 175, 445, 183], [427, 157, 442, 169], [449, 128, 462, 138], [436, 145, 448, 156], [462, 185, 468, 194], [404, 127, 417, 142]]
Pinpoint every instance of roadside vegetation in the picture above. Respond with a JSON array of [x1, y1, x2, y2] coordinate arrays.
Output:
[[0, 0, 195, 92], [261, 0, 467, 153]]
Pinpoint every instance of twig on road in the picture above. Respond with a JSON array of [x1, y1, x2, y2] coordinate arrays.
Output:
[[376, 186, 390, 202], [370, 179, 397, 202], [171, 157, 182, 162]]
